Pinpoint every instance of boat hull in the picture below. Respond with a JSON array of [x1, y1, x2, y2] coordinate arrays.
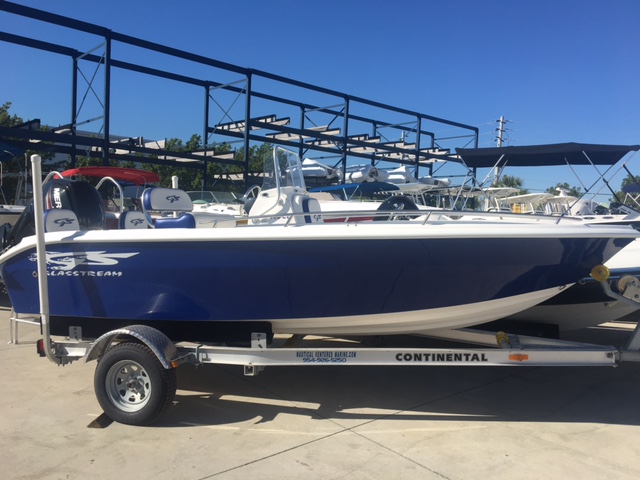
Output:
[[0, 223, 634, 341], [504, 239, 640, 330]]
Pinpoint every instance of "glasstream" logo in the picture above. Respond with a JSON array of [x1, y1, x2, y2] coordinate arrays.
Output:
[[29, 251, 139, 273]]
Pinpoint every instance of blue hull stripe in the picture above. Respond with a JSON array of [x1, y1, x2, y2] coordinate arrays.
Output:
[[2, 237, 625, 325]]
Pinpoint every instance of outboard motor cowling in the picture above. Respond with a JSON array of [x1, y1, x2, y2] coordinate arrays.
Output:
[[43, 178, 105, 230]]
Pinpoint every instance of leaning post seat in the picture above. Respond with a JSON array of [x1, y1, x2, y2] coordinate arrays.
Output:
[[43, 209, 80, 232], [141, 187, 196, 228], [118, 210, 149, 229]]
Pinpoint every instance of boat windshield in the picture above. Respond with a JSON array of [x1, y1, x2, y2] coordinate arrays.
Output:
[[262, 147, 306, 191]]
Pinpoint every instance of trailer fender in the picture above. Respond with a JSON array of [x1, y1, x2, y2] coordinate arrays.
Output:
[[85, 325, 177, 369]]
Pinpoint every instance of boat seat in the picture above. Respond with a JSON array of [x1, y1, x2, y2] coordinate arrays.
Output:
[[44, 209, 80, 232], [154, 213, 196, 229], [141, 187, 196, 229], [119, 210, 149, 229], [300, 197, 322, 224]]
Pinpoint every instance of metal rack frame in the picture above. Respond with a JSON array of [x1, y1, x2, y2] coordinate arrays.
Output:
[[0, 1, 478, 190]]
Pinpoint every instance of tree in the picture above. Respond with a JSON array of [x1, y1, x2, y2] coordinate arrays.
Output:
[[0, 101, 23, 127], [495, 174, 529, 194], [2, 101, 276, 196], [610, 173, 640, 208], [1, 102, 31, 204], [1, 101, 55, 164], [141, 139, 275, 193], [141, 134, 206, 189]]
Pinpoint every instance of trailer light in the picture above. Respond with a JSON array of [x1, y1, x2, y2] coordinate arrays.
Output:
[[36, 339, 46, 357], [509, 354, 529, 362]]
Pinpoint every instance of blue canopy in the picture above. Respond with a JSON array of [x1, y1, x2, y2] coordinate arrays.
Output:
[[622, 184, 640, 194], [456, 143, 640, 168]]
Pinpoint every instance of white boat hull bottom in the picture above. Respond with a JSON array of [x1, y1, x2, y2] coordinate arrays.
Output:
[[270, 286, 571, 336], [509, 300, 637, 331]]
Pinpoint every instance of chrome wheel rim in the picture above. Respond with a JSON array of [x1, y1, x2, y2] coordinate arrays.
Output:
[[104, 359, 152, 412]]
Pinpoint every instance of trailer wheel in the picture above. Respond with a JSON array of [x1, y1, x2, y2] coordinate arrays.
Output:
[[94, 342, 177, 426]]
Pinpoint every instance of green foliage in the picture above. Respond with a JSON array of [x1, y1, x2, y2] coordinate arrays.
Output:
[[620, 173, 640, 189], [495, 174, 522, 188], [141, 135, 203, 189], [1, 101, 55, 162], [1, 102, 56, 203], [611, 173, 640, 207], [140, 139, 274, 193], [0, 101, 23, 127], [2, 102, 283, 201], [495, 175, 529, 194]]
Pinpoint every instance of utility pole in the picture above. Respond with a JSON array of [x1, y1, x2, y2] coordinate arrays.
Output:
[[496, 116, 506, 147], [492, 116, 507, 185]]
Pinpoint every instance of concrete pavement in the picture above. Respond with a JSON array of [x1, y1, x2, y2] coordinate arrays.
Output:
[[2, 298, 640, 480]]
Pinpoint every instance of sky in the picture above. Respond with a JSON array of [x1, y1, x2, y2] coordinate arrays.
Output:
[[1, 0, 639, 199]]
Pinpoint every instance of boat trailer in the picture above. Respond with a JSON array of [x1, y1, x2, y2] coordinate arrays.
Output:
[[20, 277, 640, 426]]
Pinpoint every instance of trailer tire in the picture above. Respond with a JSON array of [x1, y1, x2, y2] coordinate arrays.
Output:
[[94, 342, 177, 426]]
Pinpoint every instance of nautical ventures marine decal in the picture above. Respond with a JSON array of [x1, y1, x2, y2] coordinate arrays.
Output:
[[28, 251, 139, 275]]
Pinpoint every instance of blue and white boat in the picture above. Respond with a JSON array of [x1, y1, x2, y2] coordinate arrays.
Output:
[[0, 148, 637, 342]]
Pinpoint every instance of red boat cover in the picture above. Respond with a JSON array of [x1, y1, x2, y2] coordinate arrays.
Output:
[[61, 167, 160, 185]]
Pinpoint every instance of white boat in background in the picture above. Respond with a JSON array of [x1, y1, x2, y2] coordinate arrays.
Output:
[[188, 190, 246, 218], [339, 163, 452, 188], [494, 188, 635, 220], [300, 158, 341, 181], [0, 204, 25, 225], [344, 164, 385, 183], [0, 150, 28, 226]]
